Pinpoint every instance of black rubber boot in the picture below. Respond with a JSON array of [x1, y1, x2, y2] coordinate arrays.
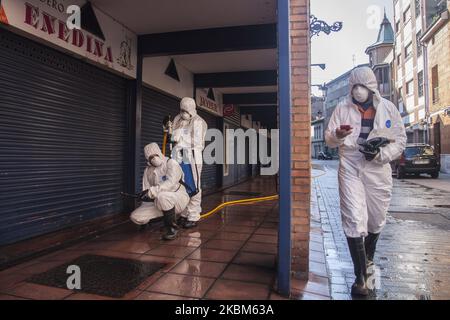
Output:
[[162, 208, 178, 241], [365, 233, 380, 264], [183, 220, 198, 229], [347, 237, 369, 296], [177, 216, 187, 228]]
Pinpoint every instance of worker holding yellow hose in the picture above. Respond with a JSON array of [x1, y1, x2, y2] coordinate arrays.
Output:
[[170, 97, 208, 229], [160, 110, 325, 221]]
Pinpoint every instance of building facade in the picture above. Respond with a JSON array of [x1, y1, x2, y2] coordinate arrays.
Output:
[[323, 64, 369, 157], [311, 118, 325, 158], [366, 12, 396, 102], [393, 0, 427, 143], [0, 0, 312, 296], [311, 95, 325, 120], [420, 0, 450, 173]]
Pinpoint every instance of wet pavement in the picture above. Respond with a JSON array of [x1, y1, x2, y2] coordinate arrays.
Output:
[[7, 161, 444, 301], [403, 172, 450, 193], [313, 160, 450, 300], [0, 177, 280, 300], [0, 176, 331, 300]]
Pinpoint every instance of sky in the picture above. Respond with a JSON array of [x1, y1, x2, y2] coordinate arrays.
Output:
[[311, 0, 394, 96]]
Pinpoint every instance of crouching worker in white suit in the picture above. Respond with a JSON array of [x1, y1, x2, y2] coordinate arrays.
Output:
[[130, 143, 190, 240], [325, 67, 406, 296]]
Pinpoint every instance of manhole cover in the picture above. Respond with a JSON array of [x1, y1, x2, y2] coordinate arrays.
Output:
[[226, 191, 262, 197], [27, 254, 166, 298]]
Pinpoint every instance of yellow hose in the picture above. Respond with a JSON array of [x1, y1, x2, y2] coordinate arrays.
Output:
[[199, 166, 327, 220], [162, 132, 168, 156], [200, 195, 279, 219]]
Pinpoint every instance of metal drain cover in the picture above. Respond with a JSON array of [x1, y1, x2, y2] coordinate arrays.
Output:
[[27, 254, 166, 298]]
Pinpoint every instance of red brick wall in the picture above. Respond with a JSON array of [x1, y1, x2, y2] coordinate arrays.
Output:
[[290, 0, 311, 279]]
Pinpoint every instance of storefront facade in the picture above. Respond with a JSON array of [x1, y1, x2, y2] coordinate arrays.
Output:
[[0, 0, 311, 296]]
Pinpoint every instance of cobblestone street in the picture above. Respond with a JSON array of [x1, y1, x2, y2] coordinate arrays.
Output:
[[313, 160, 450, 300]]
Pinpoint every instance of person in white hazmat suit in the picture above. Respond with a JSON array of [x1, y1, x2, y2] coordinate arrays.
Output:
[[130, 143, 190, 240], [325, 67, 406, 296], [171, 97, 208, 229]]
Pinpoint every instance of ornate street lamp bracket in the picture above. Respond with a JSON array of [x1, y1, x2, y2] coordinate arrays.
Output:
[[310, 15, 343, 38]]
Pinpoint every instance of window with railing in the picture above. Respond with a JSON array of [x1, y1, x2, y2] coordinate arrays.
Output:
[[406, 79, 414, 96], [416, 31, 422, 57], [405, 42, 413, 60], [418, 71, 424, 98], [415, 0, 421, 18]]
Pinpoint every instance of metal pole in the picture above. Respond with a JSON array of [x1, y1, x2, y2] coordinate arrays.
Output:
[[125, 43, 143, 211], [421, 0, 431, 145], [277, 0, 292, 297]]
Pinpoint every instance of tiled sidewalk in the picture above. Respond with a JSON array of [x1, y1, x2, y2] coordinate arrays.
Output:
[[313, 164, 450, 300], [0, 176, 334, 300], [0, 177, 282, 300], [288, 178, 331, 300]]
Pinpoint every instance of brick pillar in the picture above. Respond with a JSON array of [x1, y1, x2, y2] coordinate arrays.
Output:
[[289, 0, 311, 279]]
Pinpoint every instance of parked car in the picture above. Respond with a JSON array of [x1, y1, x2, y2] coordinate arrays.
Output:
[[318, 151, 333, 160], [391, 144, 440, 179]]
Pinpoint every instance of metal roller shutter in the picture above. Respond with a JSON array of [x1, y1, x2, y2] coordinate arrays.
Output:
[[140, 91, 219, 192], [0, 29, 127, 245], [224, 107, 249, 182], [140, 87, 180, 178], [197, 109, 219, 191]]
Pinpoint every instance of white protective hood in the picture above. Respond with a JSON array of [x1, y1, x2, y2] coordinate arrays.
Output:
[[180, 97, 197, 117], [144, 142, 163, 160], [349, 66, 382, 108]]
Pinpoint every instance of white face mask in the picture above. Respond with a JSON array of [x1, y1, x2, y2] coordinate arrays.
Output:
[[150, 157, 163, 167], [181, 111, 191, 121], [352, 85, 370, 103]]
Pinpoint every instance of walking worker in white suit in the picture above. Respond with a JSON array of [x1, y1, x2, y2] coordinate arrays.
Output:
[[325, 66, 406, 296]]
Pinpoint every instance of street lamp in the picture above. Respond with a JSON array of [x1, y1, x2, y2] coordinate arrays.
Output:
[[310, 15, 343, 38], [311, 64, 326, 70]]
